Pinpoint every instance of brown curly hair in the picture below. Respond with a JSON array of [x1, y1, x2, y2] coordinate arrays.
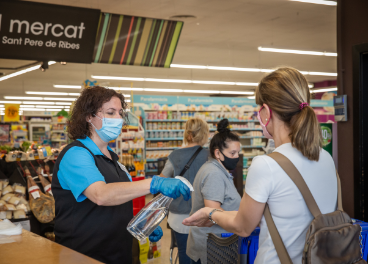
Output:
[[68, 86, 128, 140]]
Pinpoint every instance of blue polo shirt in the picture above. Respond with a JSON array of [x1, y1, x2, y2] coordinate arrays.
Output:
[[57, 136, 125, 202]]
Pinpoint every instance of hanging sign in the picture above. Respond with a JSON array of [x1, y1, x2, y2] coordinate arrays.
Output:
[[0, 0, 100, 63], [320, 123, 333, 156], [4, 104, 20, 122]]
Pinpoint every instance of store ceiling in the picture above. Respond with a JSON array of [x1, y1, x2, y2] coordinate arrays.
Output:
[[0, 0, 337, 100]]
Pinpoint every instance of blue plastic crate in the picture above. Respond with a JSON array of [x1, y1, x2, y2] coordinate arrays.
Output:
[[235, 219, 368, 264]]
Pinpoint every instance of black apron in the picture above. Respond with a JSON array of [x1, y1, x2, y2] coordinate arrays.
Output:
[[52, 140, 133, 264]]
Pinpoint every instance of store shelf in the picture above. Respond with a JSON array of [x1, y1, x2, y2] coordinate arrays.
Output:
[[242, 145, 264, 149], [51, 122, 67, 124], [146, 169, 158, 173], [146, 119, 186, 122], [146, 138, 183, 141], [210, 128, 262, 131], [51, 139, 67, 142], [146, 159, 157, 162], [146, 147, 180, 150], [51, 130, 66, 133], [206, 120, 259, 123], [243, 166, 250, 169], [147, 129, 185, 132]]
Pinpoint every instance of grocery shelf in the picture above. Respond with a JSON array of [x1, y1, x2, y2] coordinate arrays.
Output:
[[147, 129, 185, 132], [146, 159, 158, 162], [146, 147, 180, 150], [51, 130, 66, 133], [210, 128, 262, 131], [206, 120, 259, 123], [242, 145, 264, 149], [51, 139, 67, 142], [146, 119, 186, 122], [146, 169, 158, 173], [146, 138, 184, 141]]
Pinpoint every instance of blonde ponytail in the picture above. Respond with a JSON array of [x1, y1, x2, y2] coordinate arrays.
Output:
[[256, 67, 323, 161]]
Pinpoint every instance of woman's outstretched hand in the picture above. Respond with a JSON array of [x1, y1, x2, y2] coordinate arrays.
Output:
[[182, 207, 214, 227]]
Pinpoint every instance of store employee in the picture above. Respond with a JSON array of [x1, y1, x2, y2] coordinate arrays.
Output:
[[52, 86, 190, 264]]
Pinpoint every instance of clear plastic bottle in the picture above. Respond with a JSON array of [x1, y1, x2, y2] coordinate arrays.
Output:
[[127, 176, 193, 242]]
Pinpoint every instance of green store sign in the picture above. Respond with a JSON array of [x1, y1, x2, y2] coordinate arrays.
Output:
[[320, 123, 332, 156]]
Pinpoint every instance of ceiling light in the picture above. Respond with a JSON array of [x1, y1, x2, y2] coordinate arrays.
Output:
[[220, 91, 254, 95], [43, 97, 76, 101], [4, 96, 43, 100], [290, 0, 337, 6], [92, 76, 258, 87], [23, 101, 55, 105], [0, 61, 54, 82], [183, 90, 220, 94], [55, 102, 72, 105], [258, 47, 337, 56], [308, 84, 314, 88], [144, 88, 183, 92], [310, 87, 337, 93], [20, 108, 46, 111], [248, 96, 256, 99], [26, 91, 68, 96], [54, 85, 82, 89], [36, 105, 61, 108], [126, 100, 131, 103], [0, 101, 22, 104], [46, 109, 62, 111], [123, 94, 131, 97], [20, 105, 35, 107], [171, 64, 337, 77], [110, 87, 144, 91], [26, 91, 80, 96]]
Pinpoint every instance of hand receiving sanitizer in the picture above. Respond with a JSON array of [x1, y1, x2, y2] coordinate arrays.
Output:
[[127, 176, 194, 242]]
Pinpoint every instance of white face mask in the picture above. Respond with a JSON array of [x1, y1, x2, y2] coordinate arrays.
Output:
[[257, 106, 273, 139], [89, 115, 124, 142]]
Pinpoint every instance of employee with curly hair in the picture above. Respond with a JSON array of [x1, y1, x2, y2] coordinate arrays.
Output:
[[52, 86, 191, 264]]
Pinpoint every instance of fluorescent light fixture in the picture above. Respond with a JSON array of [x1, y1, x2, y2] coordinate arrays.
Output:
[[308, 84, 314, 88], [220, 91, 254, 95], [46, 109, 62, 111], [310, 87, 337, 93], [248, 96, 256, 99], [126, 100, 131, 103], [20, 105, 35, 107], [92, 75, 258, 87], [23, 101, 55, 105], [36, 105, 61, 108], [183, 90, 220, 94], [26, 91, 80, 96], [5, 96, 43, 100], [55, 102, 72, 105], [123, 94, 131, 97], [54, 85, 82, 89], [20, 108, 46, 111], [144, 88, 184, 93], [110, 87, 144, 91], [0, 61, 55, 82], [0, 101, 22, 104], [43, 97, 76, 101], [290, 0, 337, 6], [171, 64, 337, 77], [258, 46, 337, 56]]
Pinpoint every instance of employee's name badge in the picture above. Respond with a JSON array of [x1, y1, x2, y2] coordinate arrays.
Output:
[[117, 161, 132, 182]]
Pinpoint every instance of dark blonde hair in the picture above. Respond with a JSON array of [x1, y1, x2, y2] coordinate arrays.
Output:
[[183, 118, 209, 146], [256, 67, 322, 161]]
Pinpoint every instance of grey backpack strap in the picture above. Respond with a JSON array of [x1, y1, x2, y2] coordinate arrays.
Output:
[[336, 170, 343, 211]]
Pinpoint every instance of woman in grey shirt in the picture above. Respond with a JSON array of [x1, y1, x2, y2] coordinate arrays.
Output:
[[187, 119, 242, 264], [161, 117, 210, 264]]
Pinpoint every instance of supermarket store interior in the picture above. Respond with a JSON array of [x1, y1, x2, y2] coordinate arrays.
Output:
[[0, 0, 368, 264]]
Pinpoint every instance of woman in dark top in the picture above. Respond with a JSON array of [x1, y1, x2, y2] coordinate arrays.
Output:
[[160, 117, 210, 264]]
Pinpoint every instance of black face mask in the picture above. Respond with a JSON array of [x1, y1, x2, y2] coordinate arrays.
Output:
[[219, 149, 239, 171]]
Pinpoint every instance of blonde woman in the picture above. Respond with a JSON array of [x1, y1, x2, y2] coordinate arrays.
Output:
[[183, 68, 337, 264], [160, 117, 210, 264]]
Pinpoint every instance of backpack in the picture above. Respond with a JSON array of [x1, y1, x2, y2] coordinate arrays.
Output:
[[264, 152, 367, 264]]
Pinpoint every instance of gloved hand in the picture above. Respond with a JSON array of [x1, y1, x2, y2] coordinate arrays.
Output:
[[149, 226, 163, 242], [150, 176, 191, 201]]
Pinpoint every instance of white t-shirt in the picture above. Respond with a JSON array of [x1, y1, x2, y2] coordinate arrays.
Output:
[[245, 143, 337, 264]]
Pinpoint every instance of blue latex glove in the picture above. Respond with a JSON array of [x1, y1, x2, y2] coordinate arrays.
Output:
[[149, 226, 163, 242], [150, 176, 191, 201]]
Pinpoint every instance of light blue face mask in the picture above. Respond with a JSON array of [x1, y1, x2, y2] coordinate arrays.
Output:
[[90, 115, 124, 142]]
